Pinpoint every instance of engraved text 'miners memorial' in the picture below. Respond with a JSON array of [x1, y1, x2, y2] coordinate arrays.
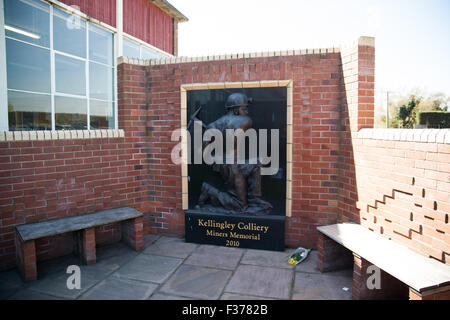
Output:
[[183, 88, 287, 251]]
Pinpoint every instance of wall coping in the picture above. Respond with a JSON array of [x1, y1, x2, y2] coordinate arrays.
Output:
[[117, 47, 341, 66], [0, 129, 125, 142], [357, 128, 450, 144], [116, 36, 375, 67]]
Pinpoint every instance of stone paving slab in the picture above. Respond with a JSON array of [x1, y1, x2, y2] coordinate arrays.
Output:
[[8, 288, 67, 300], [240, 248, 295, 269], [0, 235, 355, 300], [184, 245, 244, 270], [292, 269, 353, 300], [144, 234, 161, 247], [94, 243, 139, 272], [26, 264, 112, 299], [37, 254, 80, 279], [149, 293, 193, 300], [225, 265, 294, 299], [220, 293, 275, 300], [80, 277, 158, 300], [294, 250, 321, 274], [113, 254, 182, 284], [143, 236, 198, 259], [159, 264, 233, 300], [0, 269, 27, 300]]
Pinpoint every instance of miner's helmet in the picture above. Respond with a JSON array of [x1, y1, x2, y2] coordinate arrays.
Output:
[[225, 93, 253, 109]]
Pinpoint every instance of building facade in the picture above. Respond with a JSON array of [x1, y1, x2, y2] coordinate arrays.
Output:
[[0, 0, 187, 133]]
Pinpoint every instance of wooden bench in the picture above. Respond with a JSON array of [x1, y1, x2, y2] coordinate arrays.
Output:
[[317, 223, 450, 300], [15, 207, 144, 282]]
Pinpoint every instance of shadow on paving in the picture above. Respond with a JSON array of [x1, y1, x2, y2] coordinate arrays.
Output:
[[0, 235, 352, 300]]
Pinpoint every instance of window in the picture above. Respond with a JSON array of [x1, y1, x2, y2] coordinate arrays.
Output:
[[123, 36, 167, 60], [8, 91, 51, 131], [88, 24, 114, 129], [55, 54, 85, 96], [141, 46, 161, 59], [4, 0, 50, 47], [55, 96, 87, 130], [123, 37, 140, 59], [4, 0, 51, 131], [89, 24, 114, 66], [6, 38, 51, 93], [4, 0, 116, 131], [53, 8, 86, 58]]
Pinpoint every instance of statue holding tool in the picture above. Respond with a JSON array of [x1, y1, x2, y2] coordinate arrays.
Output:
[[187, 93, 273, 216]]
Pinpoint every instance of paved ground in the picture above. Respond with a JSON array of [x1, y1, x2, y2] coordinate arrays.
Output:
[[0, 235, 353, 300]]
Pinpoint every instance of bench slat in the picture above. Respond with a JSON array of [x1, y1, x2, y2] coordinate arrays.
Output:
[[317, 223, 450, 293], [16, 207, 142, 242]]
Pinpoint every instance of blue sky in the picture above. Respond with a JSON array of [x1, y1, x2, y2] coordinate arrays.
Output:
[[169, 0, 450, 98]]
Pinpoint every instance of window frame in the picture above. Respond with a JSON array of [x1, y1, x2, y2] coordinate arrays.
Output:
[[1, 0, 9, 131]]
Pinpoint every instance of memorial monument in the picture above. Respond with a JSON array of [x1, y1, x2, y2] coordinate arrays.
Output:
[[184, 88, 287, 251]]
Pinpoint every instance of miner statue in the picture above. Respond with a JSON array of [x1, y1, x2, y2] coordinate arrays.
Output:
[[191, 93, 273, 215]]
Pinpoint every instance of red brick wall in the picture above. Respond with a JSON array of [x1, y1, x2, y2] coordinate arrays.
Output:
[[337, 39, 376, 224], [334, 39, 449, 265], [347, 135, 450, 264], [0, 133, 147, 271], [117, 62, 167, 233], [120, 51, 346, 249]]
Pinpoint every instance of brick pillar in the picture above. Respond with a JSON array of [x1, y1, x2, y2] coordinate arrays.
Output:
[[76, 228, 96, 265], [352, 254, 373, 299], [317, 233, 353, 272], [409, 288, 450, 300], [15, 234, 37, 282], [117, 62, 151, 233], [341, 36, 375, 133], [352, 254, 408, 300], [121, 217, 144, 251]]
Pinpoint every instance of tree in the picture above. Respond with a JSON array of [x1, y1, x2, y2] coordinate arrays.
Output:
[[419, 92, 449, 112], [385, 90, 450, 128], [397, 95, 421, 128]]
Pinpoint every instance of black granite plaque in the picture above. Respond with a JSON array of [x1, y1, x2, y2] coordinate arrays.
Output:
[[184, 87, 287, 252], [187, 88, 287, 215], [185, 210, 285, 251]]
